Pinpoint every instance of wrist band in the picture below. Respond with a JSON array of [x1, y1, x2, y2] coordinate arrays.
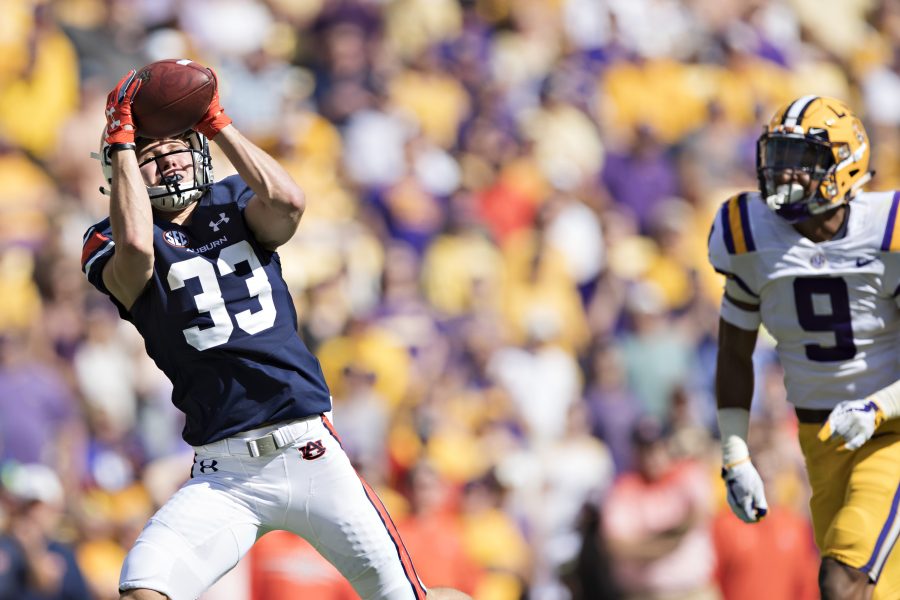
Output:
[[871, 379, 900, 419], [718, 407, 751, 465], [108, 142, 136, 154]]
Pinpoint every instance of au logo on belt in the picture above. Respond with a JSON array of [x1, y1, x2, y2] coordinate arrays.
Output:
[[298, 440, 326, 460]]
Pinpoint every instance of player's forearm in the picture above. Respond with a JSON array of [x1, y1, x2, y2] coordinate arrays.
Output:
[[110, 149, 154, 259], [106, 150, 154, 307], [715, 319, 757, 412], [214, 125, 305, 215], [716, 318, 757, 464]]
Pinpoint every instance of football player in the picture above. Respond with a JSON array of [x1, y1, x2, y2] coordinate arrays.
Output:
[[82, 69, 473, 600], [709, 95, 900, 600]]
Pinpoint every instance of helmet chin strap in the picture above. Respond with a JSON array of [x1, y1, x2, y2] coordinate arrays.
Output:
[[765, 183, 805, 211], [148, 174, 201, 211]]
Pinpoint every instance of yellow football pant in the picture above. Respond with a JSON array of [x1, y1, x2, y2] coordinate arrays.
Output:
[[799, 419, 900, 600]]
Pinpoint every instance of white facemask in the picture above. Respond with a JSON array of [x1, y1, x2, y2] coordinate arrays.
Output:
[[765, 183, 805, 211]]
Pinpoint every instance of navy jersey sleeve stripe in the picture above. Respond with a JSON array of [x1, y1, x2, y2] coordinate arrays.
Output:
[[82, 239, 115, 276], [82, 225, 95, 245], [81, 230, 115, 275]]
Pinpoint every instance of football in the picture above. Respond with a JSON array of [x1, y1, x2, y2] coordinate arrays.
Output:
[[132, 59, 215, 139]]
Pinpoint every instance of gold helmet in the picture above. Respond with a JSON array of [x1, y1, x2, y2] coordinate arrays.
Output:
[[756, 95, 871, 222]]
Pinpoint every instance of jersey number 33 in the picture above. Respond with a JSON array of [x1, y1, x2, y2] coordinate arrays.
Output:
[[167, 240, 276, 351]]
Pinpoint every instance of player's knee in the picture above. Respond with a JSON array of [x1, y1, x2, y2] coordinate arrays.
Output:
[[823, 507, 880, 574], [120, 589, 169, 600], [819, 557, 871, 600], [826, 505, 877, 551]]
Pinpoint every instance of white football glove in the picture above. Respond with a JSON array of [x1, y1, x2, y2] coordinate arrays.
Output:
[[818, 399, 885, 451], [721, 459, 768, 523]]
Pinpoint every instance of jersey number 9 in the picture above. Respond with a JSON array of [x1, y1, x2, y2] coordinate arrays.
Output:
[[793, 276, 857, 362]]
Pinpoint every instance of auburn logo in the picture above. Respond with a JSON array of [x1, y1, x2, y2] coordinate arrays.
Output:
[[299, 440, 326, 460]]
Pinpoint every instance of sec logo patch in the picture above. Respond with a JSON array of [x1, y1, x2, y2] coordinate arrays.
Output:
[[164, 230, 189, 247]]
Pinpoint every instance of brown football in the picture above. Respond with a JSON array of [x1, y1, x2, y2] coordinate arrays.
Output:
[[132, 59, 215, 139]]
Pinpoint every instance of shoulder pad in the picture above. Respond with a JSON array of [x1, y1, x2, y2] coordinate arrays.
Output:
[[717, 192, 756, 255], [209, 175, 254, 209], [881, 191, 900, 252]]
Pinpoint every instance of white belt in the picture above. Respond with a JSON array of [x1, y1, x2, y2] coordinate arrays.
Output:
[[197, 416, 319, 458]]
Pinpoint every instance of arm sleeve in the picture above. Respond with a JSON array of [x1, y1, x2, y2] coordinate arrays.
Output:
[[719, 286, 761, 331]]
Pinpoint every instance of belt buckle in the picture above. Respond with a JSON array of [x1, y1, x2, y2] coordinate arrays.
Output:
[[246, 427, 294, 458], [271, 428, 288, 449], [246, 434, 277, 457]]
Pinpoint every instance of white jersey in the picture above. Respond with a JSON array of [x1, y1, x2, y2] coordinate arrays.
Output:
[[708, 190, 900, 410]]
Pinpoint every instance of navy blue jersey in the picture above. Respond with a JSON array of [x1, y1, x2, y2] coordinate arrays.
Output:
[[81, 175, 332, 445]]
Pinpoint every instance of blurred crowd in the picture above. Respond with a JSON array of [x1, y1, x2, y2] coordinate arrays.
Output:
[[1, 0, 899, 598]]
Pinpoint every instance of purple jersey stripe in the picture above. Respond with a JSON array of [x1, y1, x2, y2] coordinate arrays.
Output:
[[881, 191, 900, 251], [737, 194, 755, 252], [720, 201, 736, 254]]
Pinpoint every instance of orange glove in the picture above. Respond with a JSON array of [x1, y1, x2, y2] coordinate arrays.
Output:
[[104, 69, 142, 148], [194, 67, 232, 139]]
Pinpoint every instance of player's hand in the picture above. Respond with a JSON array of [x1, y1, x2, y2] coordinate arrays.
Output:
[[818, 399, 885, 451], [105, 69, 142, 146], [721, 459, 768, 523], [193, 67, 232, 139]]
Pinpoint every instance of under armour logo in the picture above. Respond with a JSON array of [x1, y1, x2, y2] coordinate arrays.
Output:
[[194, 458, 219, 474], [298, 440, 326, 460], [209, 213, 230, 232]]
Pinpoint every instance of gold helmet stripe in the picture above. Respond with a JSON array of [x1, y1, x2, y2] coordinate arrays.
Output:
[[781, 94, 818, 128]]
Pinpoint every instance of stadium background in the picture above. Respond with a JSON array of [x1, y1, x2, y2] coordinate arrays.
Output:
[[0, 0, 898, 598]]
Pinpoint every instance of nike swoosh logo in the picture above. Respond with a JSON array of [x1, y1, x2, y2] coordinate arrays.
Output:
[[856, 257, 876, 267]]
